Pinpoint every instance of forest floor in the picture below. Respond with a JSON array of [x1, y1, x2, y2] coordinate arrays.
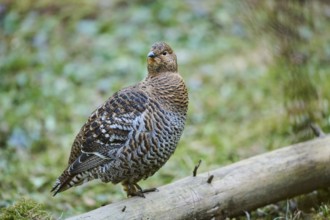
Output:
[[1, 1, 330, 219]]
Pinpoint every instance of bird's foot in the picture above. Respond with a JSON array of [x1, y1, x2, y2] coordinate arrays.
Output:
[[123, 182, 158, 198], [128, 187, 158, 198]]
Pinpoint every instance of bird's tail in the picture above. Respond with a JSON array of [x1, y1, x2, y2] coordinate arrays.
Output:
[[51, 170, 90, 196]]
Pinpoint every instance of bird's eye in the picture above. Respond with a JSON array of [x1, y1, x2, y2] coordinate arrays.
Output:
[[162, 51, 167, 56]]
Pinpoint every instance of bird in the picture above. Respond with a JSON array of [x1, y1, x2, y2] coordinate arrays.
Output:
[[51, 42, 189, 197]]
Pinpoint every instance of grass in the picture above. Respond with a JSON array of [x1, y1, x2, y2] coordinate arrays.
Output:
[[0, 198, 51, 220], [1, 0, 330, 219]]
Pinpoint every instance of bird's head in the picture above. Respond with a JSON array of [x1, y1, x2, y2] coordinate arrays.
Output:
[[147, 42, 177, 76]]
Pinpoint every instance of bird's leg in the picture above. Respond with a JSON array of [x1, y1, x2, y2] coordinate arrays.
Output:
[[122, 182, 144, 198], [122, 182, 139, 197], [130, 184, 145, 198]]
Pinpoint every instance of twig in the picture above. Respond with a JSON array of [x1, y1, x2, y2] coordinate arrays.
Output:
[[244, 211, 251, 220], [310, 123, 326, 138], [193, 160, 202, 177], [122, 206, 126, 212], [207, 175, 214, 184]]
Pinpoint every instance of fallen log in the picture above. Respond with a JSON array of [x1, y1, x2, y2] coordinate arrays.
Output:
[[68, 136, 330, 220]]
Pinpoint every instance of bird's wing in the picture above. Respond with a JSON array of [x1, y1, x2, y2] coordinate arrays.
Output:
[[67, 88, 150, 175]]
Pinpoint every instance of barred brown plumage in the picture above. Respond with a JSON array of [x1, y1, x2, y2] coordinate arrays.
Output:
[[51, 42, 189, 197]]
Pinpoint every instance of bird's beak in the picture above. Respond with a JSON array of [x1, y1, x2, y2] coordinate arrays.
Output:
[[147, 51, 156, 58]]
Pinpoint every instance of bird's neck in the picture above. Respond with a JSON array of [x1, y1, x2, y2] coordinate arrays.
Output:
[[144, 72, 188, 114]]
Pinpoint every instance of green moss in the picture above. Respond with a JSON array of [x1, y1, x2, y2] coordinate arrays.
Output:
[[0, 198, 51, 220]]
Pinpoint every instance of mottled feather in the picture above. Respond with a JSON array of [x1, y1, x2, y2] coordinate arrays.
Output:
[[52, 42, 188, 197]]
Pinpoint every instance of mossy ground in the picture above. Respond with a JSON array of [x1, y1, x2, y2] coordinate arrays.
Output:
[[1, 0, 330, 219], [0, 198, 51, 220]]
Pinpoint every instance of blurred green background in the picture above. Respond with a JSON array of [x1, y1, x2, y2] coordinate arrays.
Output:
[[1, 0, 330, 219]]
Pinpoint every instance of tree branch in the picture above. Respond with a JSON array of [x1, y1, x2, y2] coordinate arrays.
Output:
[[68, 136, 330, 220]]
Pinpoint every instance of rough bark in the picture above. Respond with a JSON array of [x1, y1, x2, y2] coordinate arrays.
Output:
[[68, 136, 330, 220]]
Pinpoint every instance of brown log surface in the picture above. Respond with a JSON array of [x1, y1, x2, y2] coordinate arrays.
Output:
[[68, 136, 330, 220]]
